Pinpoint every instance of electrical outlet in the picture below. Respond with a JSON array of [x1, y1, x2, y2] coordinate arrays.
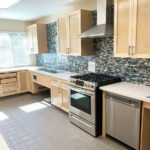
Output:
[[88, 61, 96, 73]]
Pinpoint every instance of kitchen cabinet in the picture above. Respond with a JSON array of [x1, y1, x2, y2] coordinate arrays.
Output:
[[26, 24, 48, 54], [114, 0, 150, 58], [0, 72, 18, 97], [26, 71, 47, 94], [17, 71, 28, 93], [51, 85, 62, 108], [32, 72, 51, 88], [140, 102, 150, 150], [57, 9, 93, 56], [51, 77, 69, 112]]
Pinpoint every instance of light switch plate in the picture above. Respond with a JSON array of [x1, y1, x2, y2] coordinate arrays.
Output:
[[88, 61, 96, 73]]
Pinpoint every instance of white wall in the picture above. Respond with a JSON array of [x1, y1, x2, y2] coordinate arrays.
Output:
[[34, 0, 97, 24], [0, 19, 33, 32]]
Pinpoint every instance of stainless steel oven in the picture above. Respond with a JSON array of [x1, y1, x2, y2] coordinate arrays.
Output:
[[69, 86, 97, 136], [68, 73, 121, 137]]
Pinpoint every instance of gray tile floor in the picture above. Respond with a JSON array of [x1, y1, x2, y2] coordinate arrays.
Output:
[[0, 93, 128, 150]]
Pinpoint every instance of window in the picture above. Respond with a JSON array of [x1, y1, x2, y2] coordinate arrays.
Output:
[[0, 32, 30, 67]]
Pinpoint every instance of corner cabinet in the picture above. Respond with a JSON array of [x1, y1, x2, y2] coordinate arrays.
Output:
[[114, 0, 150, 58], [26, 24, 48, 54], [57, 9, 93, 56]]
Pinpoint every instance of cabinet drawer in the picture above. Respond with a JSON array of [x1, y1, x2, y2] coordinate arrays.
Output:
[[0, 78, 17, 84], [0, 89, 18, 97], [51, 77, 61, 86], [0, 73, 17, 79], [0, 82, 18, 91]]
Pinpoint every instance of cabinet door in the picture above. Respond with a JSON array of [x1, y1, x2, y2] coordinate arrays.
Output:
[[26, 71, 33, 92], [51, 85, 62, 107], [57, 16, 68, 54], [140, 102, 150, 150], [17, 71, 27, 93], [62, 89, 69, 113], [26, 27, 33, 53], [69, 11, 81, 55], [114, 0, 133, 57], [132, 0, 150, 58], [32, 25, 38, 54]]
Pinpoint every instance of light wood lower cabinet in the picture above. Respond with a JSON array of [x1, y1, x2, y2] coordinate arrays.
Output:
[[0, 72, 18, 97], [51, 78, 69, 113], [140, 102, 150, 150], [32, 73, 51, 88], [26, 71, 47, 94], [62, 89, 69, 112], [51, 85, 62, 107], [17, 71, 28, 93]]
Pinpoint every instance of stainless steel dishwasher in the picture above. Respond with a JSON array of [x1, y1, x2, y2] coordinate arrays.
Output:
[[105, 92, 141, 150]]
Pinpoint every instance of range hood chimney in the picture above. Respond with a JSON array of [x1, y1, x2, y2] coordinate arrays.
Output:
[[77, 0, 113, 38]]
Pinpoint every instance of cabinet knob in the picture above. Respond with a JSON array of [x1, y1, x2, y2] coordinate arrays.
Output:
[[66, 48, 70, 54]]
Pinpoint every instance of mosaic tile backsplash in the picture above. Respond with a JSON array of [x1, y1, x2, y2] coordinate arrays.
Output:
[[37, 11, 150, 86]]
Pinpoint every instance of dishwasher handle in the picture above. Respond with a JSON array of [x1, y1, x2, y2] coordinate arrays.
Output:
[[106, 93, 141, 108]]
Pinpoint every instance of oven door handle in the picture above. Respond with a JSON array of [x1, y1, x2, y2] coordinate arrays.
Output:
[[68, 86, 95, 96]]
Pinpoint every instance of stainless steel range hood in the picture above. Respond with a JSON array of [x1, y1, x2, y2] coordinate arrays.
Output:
[[77, 0, 113, 38]]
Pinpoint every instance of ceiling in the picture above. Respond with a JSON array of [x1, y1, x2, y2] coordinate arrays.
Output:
[[0, 0, 88, 21]]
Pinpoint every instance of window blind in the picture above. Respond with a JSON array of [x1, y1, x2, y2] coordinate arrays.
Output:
[[0, 32, 30, 67]]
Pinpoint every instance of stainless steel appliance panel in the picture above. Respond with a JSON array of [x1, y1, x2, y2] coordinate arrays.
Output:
[[106, 93, 141, 150], [69, 113, 96, 136], [69, 86, 96, 124]]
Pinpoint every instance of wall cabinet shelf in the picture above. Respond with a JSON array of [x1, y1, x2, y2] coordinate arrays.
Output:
[[26, 24, 48, 54], [57, 9, 93, 56], [114, 0, 150, 58]]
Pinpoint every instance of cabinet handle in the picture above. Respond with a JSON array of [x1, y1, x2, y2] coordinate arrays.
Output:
[[128, 46, 131, 56], [66, 48, 70, 54], [132, 46, 135, 56]]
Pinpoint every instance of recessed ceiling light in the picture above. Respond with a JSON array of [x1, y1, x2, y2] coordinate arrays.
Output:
[[0, 0, 21, 9]]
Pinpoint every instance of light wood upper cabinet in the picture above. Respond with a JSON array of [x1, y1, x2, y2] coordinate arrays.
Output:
[[133, 0, 150, 58], [114, 0, 150, 58], [57, 9, 93, 56], [57, 16, 68, 54], [26, 24, 48, 54], [114, 0, 131, 57]]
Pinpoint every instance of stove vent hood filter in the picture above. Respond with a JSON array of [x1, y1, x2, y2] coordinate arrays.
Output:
[[77, 0, 113, 38]]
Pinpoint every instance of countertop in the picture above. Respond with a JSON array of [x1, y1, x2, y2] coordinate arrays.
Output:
[[0, 66, 76, 81], [100, 82, 150, 103], [31, 69, 76, 81]]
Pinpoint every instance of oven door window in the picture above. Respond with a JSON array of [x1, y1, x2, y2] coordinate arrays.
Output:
[[71, 90, 91, 114]]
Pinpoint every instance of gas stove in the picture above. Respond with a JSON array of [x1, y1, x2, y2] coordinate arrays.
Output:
[[69, 73, 121, 137], [69, 73, 121, 91]]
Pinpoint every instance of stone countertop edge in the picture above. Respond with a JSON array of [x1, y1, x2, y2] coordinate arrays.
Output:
[[0, 66, 76, 81], [100, 82, 150, 103]]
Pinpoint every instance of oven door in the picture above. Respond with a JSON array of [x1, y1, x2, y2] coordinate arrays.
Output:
[[69, 86, 96, 124]]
